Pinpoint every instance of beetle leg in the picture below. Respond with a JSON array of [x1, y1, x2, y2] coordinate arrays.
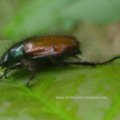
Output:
[[0, 69, 10, 79], [10, 63, 22, 69], [26, 70, 36, 87], [48, 57, 58, 64], [3, 69, 10, 78], [62, 56, 120, 66], [1, 63, 22, 79], [63, 55, 120, 66], [62, 61, 96, 66], [20, 59, 36, 87], [74, 55, 81, 61], [0, 73, 4, 79]]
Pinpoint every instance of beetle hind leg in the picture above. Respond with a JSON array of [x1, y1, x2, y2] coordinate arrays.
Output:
[[62, 61, 96, 66]]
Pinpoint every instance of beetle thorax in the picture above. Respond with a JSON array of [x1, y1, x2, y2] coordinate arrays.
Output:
[[0, 44, 24, 68]]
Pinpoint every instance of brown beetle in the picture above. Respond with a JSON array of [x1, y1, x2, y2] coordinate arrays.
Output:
[[0, 35, 81, 86], [0, 35, 118, 86]]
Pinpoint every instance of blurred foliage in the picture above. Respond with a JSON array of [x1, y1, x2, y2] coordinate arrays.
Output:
[[0, 0, 30, 39], [62, 0, 120, 23], [0, 0, 120, 120], [1, 0, 120, 39]]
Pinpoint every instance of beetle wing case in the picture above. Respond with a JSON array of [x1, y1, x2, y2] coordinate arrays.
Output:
[[24, 36, 80, 59]]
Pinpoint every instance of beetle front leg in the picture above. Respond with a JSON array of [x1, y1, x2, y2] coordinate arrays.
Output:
[[4, 69, 10, 78], [0, 73, 4, 79], [0, 68, 10, 79]]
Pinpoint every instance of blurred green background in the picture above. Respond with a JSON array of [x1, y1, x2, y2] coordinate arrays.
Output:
[[1, 0, 120, 120]]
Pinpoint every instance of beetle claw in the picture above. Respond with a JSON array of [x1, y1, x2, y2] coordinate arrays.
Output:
[[25, 80, 30, 87], [0, 69, 10, 79], [4, 69, 10, 79], [25, 79, 34, 87], [25, 71, 36, 87]]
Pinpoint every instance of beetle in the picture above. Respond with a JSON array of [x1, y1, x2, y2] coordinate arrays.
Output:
[[0, 35, 81, 86], [0, 35, 118, 86]]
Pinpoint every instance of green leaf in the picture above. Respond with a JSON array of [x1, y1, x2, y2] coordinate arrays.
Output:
[[0, 40, 120, 120], [3, 0, 120, 39], [1, 1, 120, 119]]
